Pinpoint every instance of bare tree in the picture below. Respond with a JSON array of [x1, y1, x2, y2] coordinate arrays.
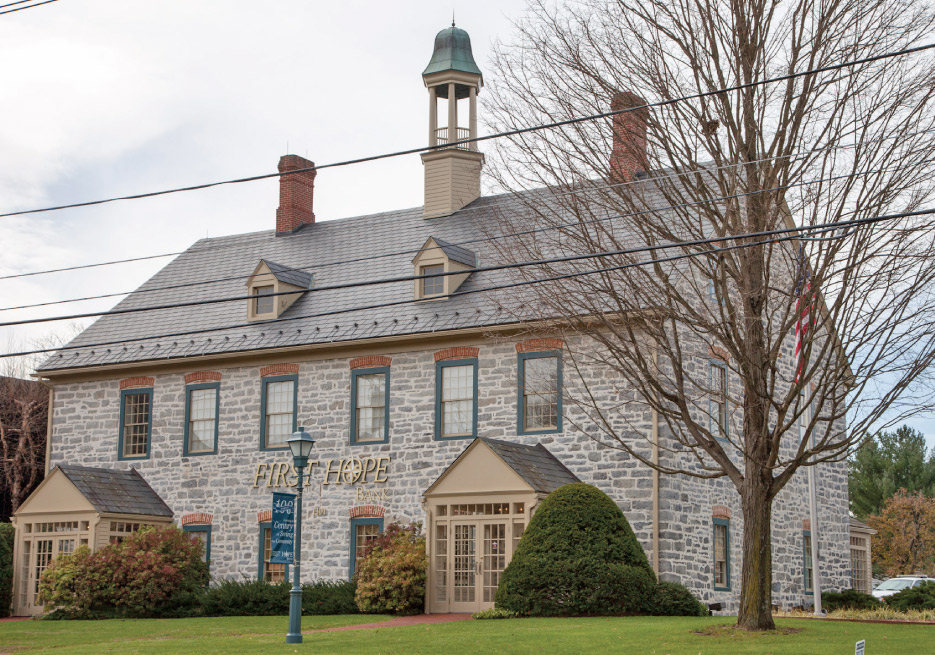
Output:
[[483, 0, 935, 630], [0, 323, 86, 516], [0, 376, 47, 515]]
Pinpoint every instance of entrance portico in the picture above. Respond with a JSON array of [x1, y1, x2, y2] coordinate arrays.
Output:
[[422, 438, 580, 613]]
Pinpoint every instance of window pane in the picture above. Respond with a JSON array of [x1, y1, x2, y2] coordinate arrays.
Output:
[[441, 365, 474, 437], [523, 356, 559, 430], [714, 523, 728, 587], [442, 365, 472, 401], [264, 528, 285, 582], [804, 534, 813, 592], [122, 393, 150, 457], [188, 388, 217, 452], [355, 373, 386, 442], [355, 523, 381, 564], [265, 380, 294, 446], [422, 265, 445, 296], [255, 286, 274, 314], [709, 363, 727, 438]]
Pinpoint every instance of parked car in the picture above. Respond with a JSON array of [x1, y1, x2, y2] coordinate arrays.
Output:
[[871, 575, 930, 599]]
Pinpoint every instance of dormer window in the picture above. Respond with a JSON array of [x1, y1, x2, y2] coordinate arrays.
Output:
[[254, 286, 275, 315], [245, 260, 312, 321], [412, 237, 476, 300], [421, 265, 445, 297]]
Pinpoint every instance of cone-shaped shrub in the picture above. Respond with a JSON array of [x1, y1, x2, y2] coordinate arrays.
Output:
[[495, 482, 656, 616]]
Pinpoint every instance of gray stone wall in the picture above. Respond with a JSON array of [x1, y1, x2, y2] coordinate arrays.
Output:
[[48, 335, 849, 610]]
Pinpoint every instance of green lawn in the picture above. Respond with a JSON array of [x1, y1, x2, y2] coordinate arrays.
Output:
[[1, 614, 928, 654]]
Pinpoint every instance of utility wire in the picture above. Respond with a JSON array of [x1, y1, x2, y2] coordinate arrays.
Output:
[[4, 206, 929, 361], [0, 0, 43, 9], [4, 123, 933, 286], [0, 0, 59, 16], [3, 143, 931, 313], [0, 158, 927, 327], [1, 41, 932, 220], [0, 251, 183, 282]]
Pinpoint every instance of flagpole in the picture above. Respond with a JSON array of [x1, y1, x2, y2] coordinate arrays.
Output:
[[803, 388, 822, 615], [795, 245, 822, 615]]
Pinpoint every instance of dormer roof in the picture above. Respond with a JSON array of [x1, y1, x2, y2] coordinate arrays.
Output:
[[411, 237, 477, 267], [261, 260, 313, 289]]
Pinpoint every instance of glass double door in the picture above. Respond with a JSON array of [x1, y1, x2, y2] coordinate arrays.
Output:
[[448, 521, 507, 613]]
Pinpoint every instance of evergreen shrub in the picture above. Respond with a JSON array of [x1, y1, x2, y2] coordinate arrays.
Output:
[[301, 580, 358, 615], [38, 525, 208, 619], [647, 581, 709, 616], [0, 523, 14, 618], [885, 581, 935, 611], [354, 522, 427, 615], [495, 483, 656, 616], [821, 589, 881, 611], [200, 579, 289, 616]]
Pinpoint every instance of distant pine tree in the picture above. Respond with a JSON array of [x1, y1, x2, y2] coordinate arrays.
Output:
[[849, 426, 935, 518]]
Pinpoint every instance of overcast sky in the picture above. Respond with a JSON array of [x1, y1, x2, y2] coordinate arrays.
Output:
[[0, 0, 527, 350], [1, 0, 933, 450]]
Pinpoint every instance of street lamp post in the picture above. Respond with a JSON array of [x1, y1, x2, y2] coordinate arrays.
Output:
[[286, 426, 316, 645]]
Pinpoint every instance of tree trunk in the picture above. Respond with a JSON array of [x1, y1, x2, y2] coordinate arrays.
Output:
[[737, 482, 775, 630]]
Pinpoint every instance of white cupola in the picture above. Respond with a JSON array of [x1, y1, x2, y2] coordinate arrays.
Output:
[[421, 22, 485, 219]]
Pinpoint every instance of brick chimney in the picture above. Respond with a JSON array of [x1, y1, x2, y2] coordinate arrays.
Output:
[[276, 154, 316, 235], [610, 91, 649, 183]]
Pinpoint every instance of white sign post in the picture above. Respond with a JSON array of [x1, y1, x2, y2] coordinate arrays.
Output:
[[855, 639, 865, 655]]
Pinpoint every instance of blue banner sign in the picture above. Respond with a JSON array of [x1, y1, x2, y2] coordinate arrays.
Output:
[[270, 491, 296, 564]]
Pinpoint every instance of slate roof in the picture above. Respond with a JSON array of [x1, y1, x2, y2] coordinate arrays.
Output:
[[58, 465, 173, 517], [38, 180, 668, 372], [849, 516, 877, 533], [432, 238, 477, 267], [481, 437, 581, 494], [264, 260, 313, 289]]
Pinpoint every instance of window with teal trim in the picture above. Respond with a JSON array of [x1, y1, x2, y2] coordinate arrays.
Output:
[[708, 360, 728, 441], [183, 524, 212, 571], [435, 359, 478, 440], [351, 367, 390, 444], [119, 388, 152, 460], [258, 521, 288, 582], [713, 518, 730, 590], [184, 383, 219, 456], [350, 517, 384, 577], [260, 375, 297, 450], [518, 351, 562, 434], [804, 530, 814, 594]]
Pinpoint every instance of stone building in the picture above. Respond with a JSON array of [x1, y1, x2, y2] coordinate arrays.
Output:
[[9, 23, 852, 616]]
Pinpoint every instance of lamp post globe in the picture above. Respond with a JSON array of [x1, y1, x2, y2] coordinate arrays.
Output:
[[285, 425, 315, 644]]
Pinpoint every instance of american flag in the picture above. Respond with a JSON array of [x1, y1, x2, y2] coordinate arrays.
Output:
[[793, 246, 811, 381]]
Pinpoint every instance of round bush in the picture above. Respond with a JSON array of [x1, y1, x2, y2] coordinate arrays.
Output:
[[38, 525, 208, 619], [354, 522, 427, 615], [648, 581, 709, 616], [495, 483, 656, 616]]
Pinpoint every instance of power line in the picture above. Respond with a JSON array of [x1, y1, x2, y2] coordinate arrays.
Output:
[[0, 251, 183, 282], [0, 0, 59, 16], [0, 0, 43, 9], [5, 123, 932, 287], [1, 41, 932, 220], [4, 206, 928, 361], [3, 146, 930, 314]]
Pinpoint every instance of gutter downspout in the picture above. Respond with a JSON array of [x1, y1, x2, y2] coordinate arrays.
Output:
[[651, 348, 660, 575]]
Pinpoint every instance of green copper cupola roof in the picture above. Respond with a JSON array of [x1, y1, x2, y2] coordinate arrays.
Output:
[[423, 23, 483, 78]]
